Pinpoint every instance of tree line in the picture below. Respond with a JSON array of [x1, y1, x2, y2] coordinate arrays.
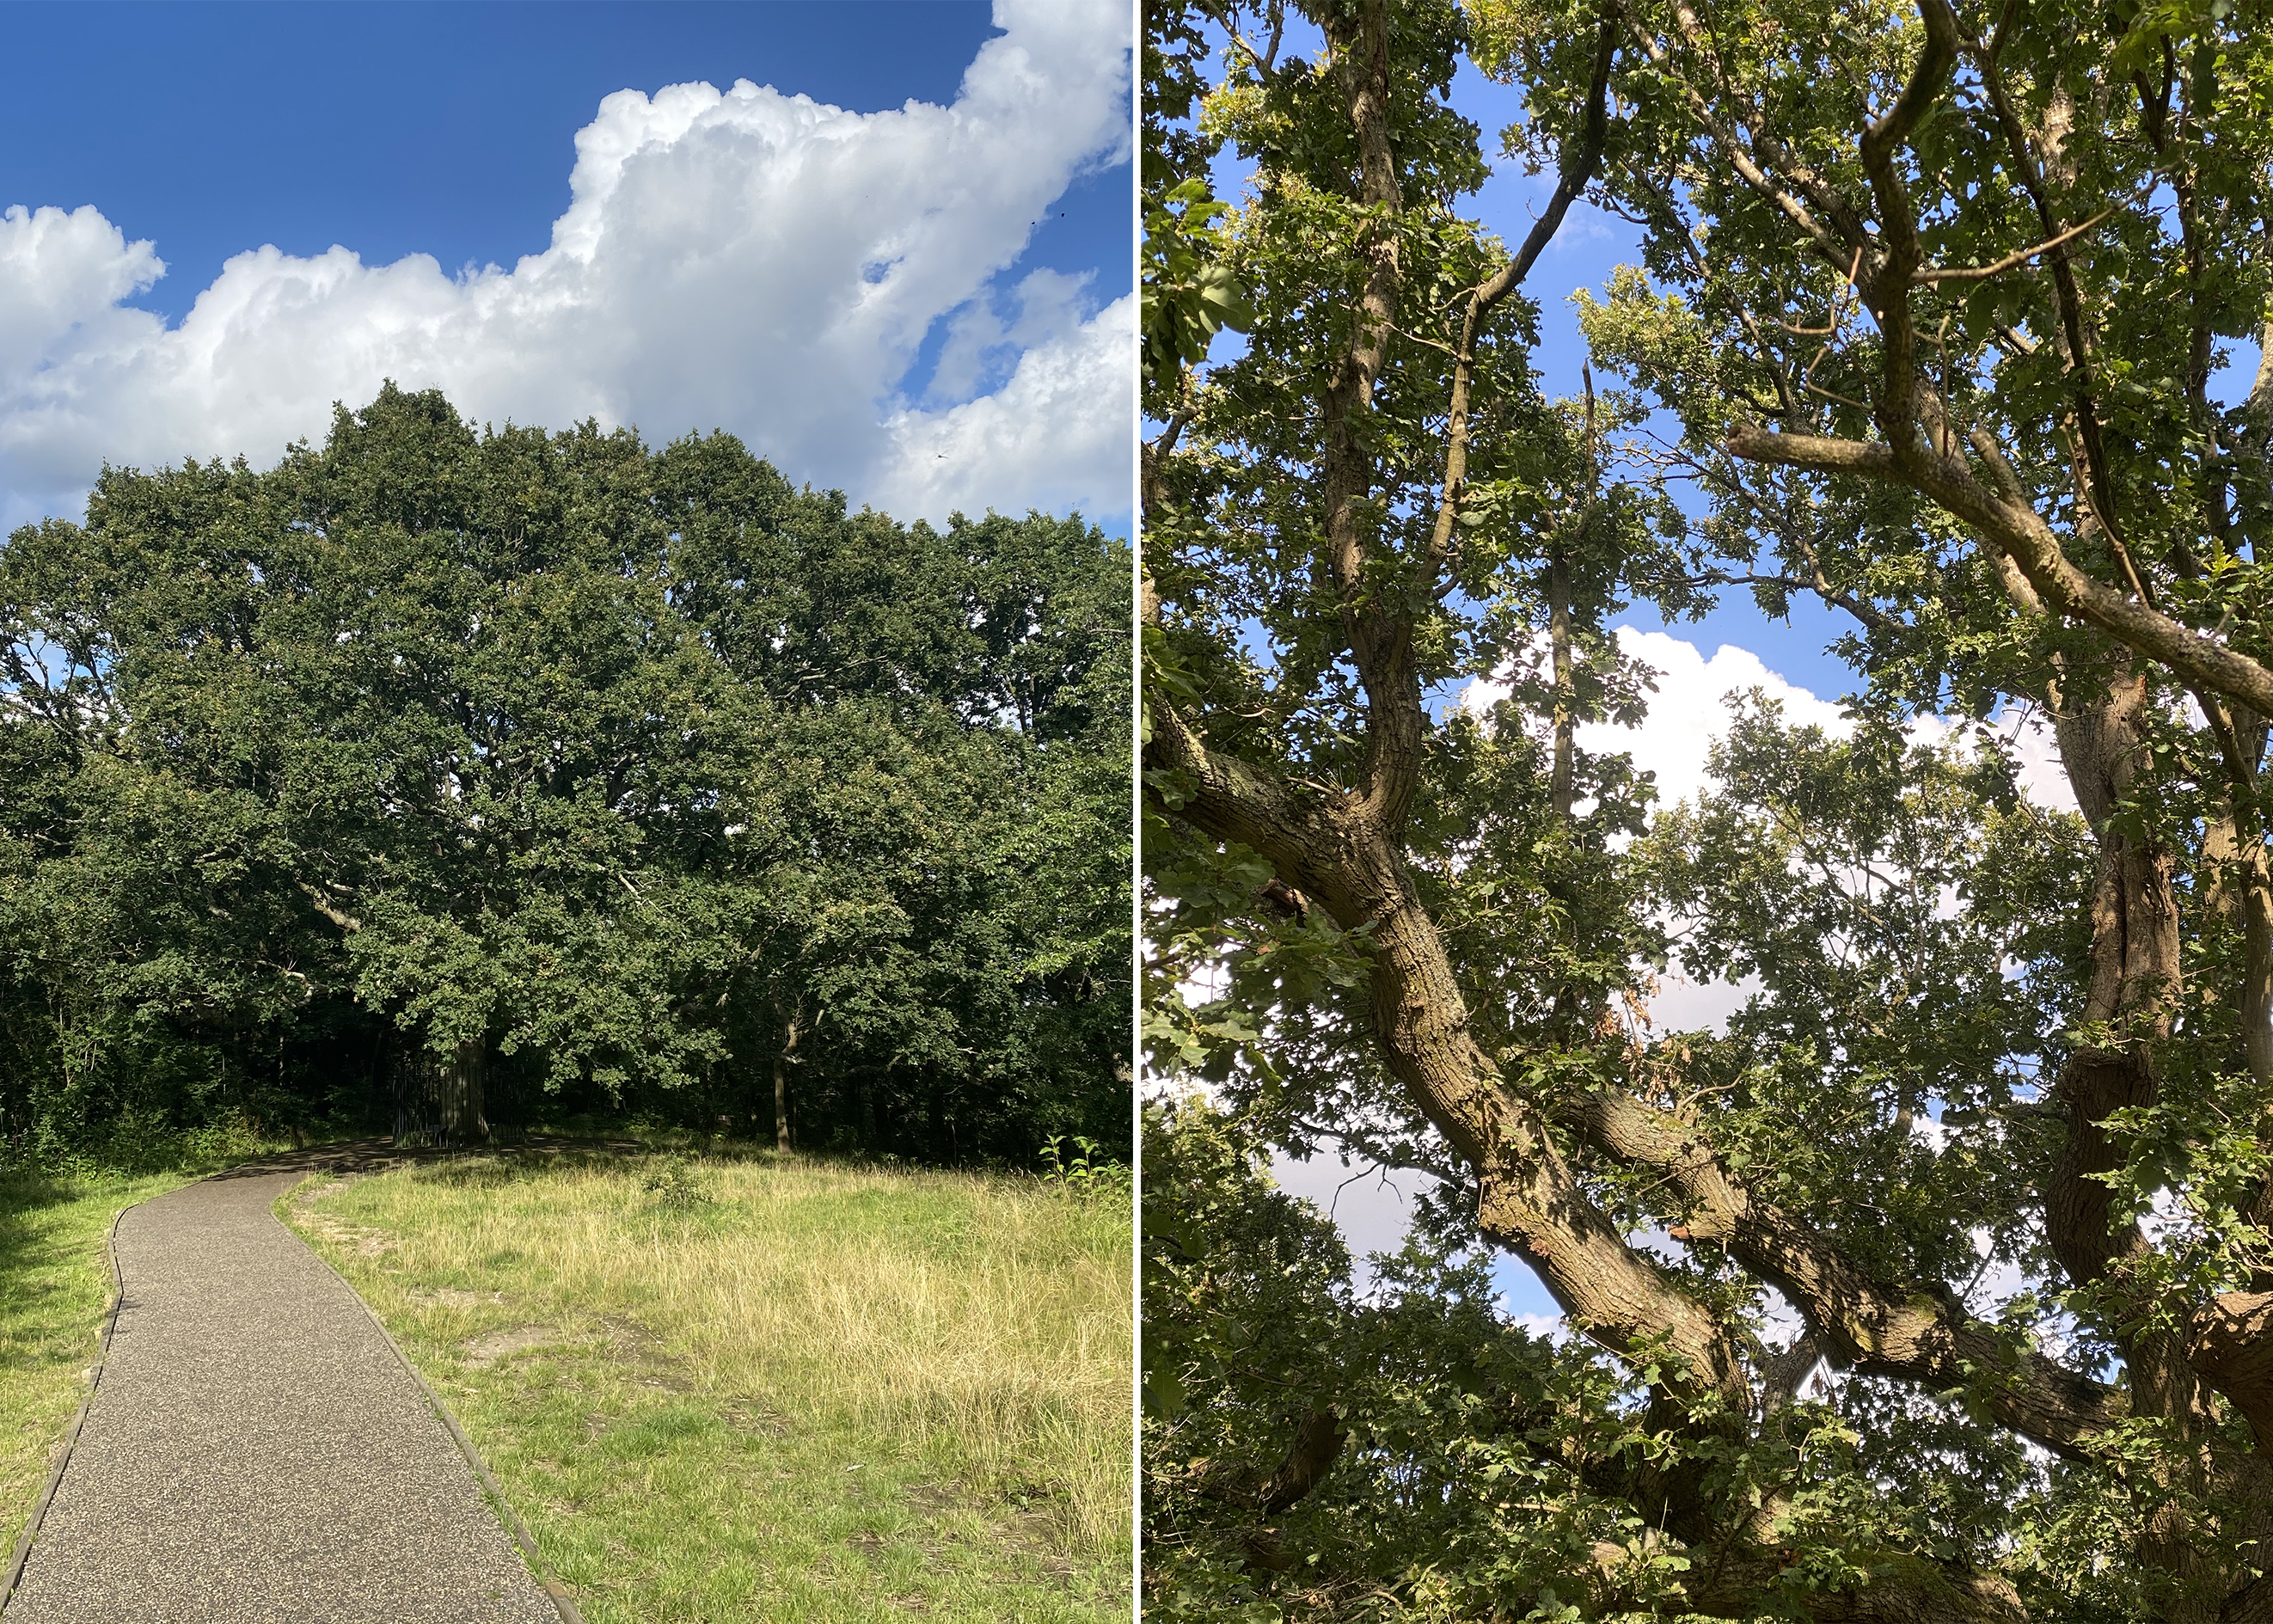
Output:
[[1143, 0, 2273, 1618], [0, 383, 1130, 1168]]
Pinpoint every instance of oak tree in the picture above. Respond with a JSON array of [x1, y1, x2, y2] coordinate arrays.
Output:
[[1143, 0, 2273, 1616]]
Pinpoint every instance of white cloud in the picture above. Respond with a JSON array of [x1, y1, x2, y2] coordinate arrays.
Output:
[[1509, 1309, 1571, 1344], [879, 290, 1132, 520], [923, 267, 1095, 405], [1648, 969, 1761, 1036], [1462, 628, 2080, 1039], [0, 0, 1132, 530], [1464, 627, 2080, 818], [1994, 705, 2079, 814], [1464, 628, 1851, 815], [1583, 629, 1853, 810]]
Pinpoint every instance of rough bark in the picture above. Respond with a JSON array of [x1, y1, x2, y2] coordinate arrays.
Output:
[[1141, 2, 2268, 1613], [1572, 1088, 2124, 1456], [1682, 7, 2273, 1603]]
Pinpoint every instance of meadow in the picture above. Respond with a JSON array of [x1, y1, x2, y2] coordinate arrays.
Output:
[[283, 1149, 1133, 1624]]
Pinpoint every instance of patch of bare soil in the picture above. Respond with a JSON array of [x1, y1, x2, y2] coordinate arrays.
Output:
[[460, 1325, 564, 1366], [599, 1315, 691, 1391], [297, 1212, 396, 1258], [407, 1287, 505, 1311], [902, 1481, 970, 1521]]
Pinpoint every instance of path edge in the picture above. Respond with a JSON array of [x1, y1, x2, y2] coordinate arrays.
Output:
[[0, 1199, 132, 1616], [276, 1175, 587, 1624]]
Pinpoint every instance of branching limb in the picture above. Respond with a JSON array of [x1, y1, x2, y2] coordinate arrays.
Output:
[[1915, 208, 2117, 282], [297, 880, 363, 935], [1316, 0, 1427, 831], [1726, 425, 2273, 717], [1425, 15, 1615, 571], [1571, 1088, 2126, 1458]]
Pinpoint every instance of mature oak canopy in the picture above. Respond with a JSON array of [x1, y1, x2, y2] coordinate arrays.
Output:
[[1143, 0, 2273, 1617], [1, 385, 1130, 1169]]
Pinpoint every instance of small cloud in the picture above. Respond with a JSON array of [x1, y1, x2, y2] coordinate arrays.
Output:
[[1509, 1309, 1570, 1345]]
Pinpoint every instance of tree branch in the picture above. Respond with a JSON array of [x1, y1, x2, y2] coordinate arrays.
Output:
[[297, 880, 363, 935], [1572, 1088, 2125, 1458], [1725, 425, 2273, 717], [1425, 15, 1615, 573]]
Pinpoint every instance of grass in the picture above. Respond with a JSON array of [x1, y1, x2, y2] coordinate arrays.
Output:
[[0, 1167, 217, 1553], [283, 1148, 1134, 1624]]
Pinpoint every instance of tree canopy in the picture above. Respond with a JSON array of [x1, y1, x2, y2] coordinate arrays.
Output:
[[1142, 0, 2273, 1618], [1, 383, 1130, 1169]]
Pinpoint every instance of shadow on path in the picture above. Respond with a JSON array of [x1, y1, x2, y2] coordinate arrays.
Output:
[[204, 1131, 646, 1185]]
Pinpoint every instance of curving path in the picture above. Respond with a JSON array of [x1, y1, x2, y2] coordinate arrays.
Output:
[[4, 1149, 561, 1623]]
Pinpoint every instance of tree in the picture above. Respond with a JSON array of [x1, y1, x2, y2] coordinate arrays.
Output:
[[1143, 0, 2273, 1616], [1, 385, 1130, 1167]]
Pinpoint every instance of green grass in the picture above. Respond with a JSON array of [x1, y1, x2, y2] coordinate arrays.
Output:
[[0, 1168, 213, 1550], [283, 1149, 1134, 1624]]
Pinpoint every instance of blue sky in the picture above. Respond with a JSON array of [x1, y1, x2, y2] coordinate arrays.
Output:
[[0, 1, 1134, 536], [1441, 58, 1859, 702]]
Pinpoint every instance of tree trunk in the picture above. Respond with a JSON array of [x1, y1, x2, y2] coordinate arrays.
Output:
[[774, 1008, 801, 1154], [438, 1036, 487, 1147]]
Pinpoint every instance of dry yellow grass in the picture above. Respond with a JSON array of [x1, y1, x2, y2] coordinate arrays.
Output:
[[291, 1149, 1132, 1622]]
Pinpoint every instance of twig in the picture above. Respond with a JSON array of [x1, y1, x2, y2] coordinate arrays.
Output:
[[1916, 208, 2117, 283]]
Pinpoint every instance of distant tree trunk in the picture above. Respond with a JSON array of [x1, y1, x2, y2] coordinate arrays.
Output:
[[438, 1037, 488, 1146], [774, 1008, 802, 1153]]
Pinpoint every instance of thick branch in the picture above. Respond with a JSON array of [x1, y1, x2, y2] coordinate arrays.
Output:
[[297, 880, 363, 935], [1854, 0, 1957, 455], [1189, 1404, 1347, 1516], [1725, 426, 2273, 718], [1143, 701, 1336, 894], [1146, 700, 1749, 1434], [2195, 1292, 2273, 1458], [1259, 1406, 1345, 1512], [1318, 0, 1424, 832], [1575, 1088, 2125, 1457]]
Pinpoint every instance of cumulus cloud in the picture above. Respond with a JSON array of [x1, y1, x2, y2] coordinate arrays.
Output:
[[0, 0, 1132, 530], [879, 289, 1132, 521], [1460, 627, 2081, 1034], [1464, 627, 2078, 818], [1463, 629, 1850, 814]]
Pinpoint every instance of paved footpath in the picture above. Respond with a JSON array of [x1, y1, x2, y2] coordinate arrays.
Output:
[[6, 1151, 560, 1623]]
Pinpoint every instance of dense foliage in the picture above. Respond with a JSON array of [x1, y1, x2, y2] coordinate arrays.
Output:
[[1143, 0, 2273, 1618], [0, 384, 1130, 1168]]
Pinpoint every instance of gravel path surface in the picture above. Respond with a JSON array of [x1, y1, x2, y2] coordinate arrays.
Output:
[[5, 1153, 560, 1623]]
